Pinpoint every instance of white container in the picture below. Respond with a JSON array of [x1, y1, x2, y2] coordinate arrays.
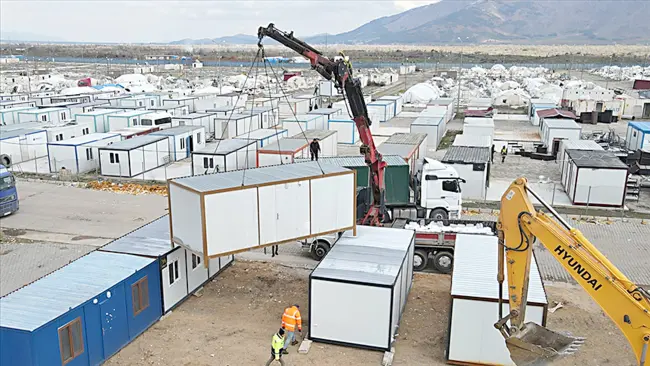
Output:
[[385, 133, 428, 162], [441, 146, 490, 200], [279, 98, 310, 117], [409, 116, 445, 151], [119, 95, 158, 109], [150, 126, 206, 161], [171, 112, 216, 134], [562, 149, 629, 207], [448, 234, 548, 366], [318, 80, 340, 97], [8, 121, 95, 143], [307, 107, 343, 123], [367, 100, 395, 122], [378, 95, 403, 116], [309, 225, 414, 351], [427, 98, 455, 122], [257, 138, 311, 167], [0, 106, 37, 125], [205, 106, 246, 119], [463, 117, 495, 142], [17, 107, 71, 124], [213, 113, 256, 139], [98, 135, 171, 177], [234, 128, 288, 149], [246, 96, 279, 110], [541, 119, 581, 151], [168, 162, 356, 258], [105, 110, 151, 132], [557, 139, 603, 179], [625, 121, 650, 150], [0, 128, 48, 164], [290, 130, 338, 157], [327, 118, 359, 144], [191, 139, 257, 174], [452, 134, 492, 148], [280, 114, 323, 137], [213, 93, 248, 108], [163, 96, 198, 113], [47, 133, 121, 173], [243, 107, 278, 129], [75, 110, 122, 133]]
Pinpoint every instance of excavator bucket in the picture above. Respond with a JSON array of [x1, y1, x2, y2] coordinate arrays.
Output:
[[505, 322, 585, 366]]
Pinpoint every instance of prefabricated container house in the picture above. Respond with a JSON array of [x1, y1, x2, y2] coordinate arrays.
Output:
[[234, 128, 288, 148], [467, 98, 492, 110], [409, 116, 446, 151], [244, 107, 278, 128], [562, 149, 629, 207], [279, 98, 311, 117], [280, 114, 323, 137], [625, 121, 650, 150], [257, 138, 311, 167], [162, 96, 198, 113], [0, 251, 161, 366], [204, 106, 245, 119], [133, 112, 173, 130], [17, 107, 71, 123], [148, 104, 190, 117], [75, 110, 126, 133], [214, 113, 257, 139], [367, 100, 396, 122], [214, 93, 249, 108], [541, 119, 582, 153], [67, 101, 110, 117], [528, 99, 559, 125], [119, 95, 159, 109], [447, 234, 548, 366], [557, 139, 603, 178], [246, 96, 279, 110], [99, 215, 233, 314], [441, 146, 491, 200], [0, 106, 37, 125], [98, 135, 171, 177], [0, 99, 37, 110], [111, 126, 161, 140], [50, 94, 93, 105], [0, 128, 48, 164], [307, 107, 343, 123], [171, 112, 217, 134], [191, 139, 257, 175], [105, 110, 152, 132], [47, 133, 121, 173], [463, 117, 495, 142], [426, 98, 455, 122], [309, 225, 414, 351], [538, 108, 577, 137], [168, 162, 355, 259], [29, 121, 95, 142], [294, 94, 319, 110], [290, 130, 338, 157], [378, 95, 403, 116], [327, 118, 359, 144], [296, 155, 410, 206], [385, 133, 428, 162], [150, 126, 206, 161], [378, 143, 420, 177], [29, 92, 55, 106]]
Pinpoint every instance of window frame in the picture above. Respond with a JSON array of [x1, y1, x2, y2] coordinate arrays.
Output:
[[131, 276, 150, 316], [58, 317, 84, 365]]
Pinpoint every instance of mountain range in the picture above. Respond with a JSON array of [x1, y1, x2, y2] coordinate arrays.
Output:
[[171, 0, 650, 45]]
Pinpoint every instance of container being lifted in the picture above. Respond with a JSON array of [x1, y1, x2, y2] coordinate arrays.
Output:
[[256, 138, 310, 167], [168, 162, 356, 261]]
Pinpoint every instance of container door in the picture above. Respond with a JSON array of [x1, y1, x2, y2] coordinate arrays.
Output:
[[100, 284, 129, 359], [186, 136, 192, 158]]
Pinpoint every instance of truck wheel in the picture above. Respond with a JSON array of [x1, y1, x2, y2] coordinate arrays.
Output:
[[413, 249, 429, 271], [433, 251, 454, 274], [429, 208, 448, 220], [310, 241, 330, 261]]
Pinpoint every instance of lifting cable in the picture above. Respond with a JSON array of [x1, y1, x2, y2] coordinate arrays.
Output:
[[241, 49, 263, 186]]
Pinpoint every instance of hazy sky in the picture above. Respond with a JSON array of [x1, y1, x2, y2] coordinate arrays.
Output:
[[0, 0, 440, 43]]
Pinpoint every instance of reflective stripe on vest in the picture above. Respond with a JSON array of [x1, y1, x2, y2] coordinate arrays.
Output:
[[282, 307, 301, 331], [272, 333, 284, 352]]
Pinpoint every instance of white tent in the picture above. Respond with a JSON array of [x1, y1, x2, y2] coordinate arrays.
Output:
[[403, 83, 441, 104]]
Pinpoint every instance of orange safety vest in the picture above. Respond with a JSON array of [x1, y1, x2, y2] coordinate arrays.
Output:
[[281, 306, 302, 332]]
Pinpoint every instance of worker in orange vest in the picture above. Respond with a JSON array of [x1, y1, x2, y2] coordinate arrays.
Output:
[[280, 304, 302, 353]]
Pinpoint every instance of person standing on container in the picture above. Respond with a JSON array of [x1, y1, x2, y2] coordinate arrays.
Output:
[[310, 138, 321, 161], [281, 304, 302, 353], [500, 145, 508, 163], [265, 328, 285, 366], [491, 144, 496, 163]]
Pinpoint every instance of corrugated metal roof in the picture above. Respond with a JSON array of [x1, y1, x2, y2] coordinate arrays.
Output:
[[307, 108, 342, 115], [566, 149, 628, 169], [235, 128, 287, 140], [559, 140, 603, 152], [0, 128, 45, 139], [451, 234, 547, 304], [385, 133, 427, 145], [629, 121, 650, 133], [442, 146, 490, 164], [47, 133, 119, 146], [412, 116, 444, 126], [100, 216, 172, 257], [194, 139, 255, 155], [100, 134, 168, 150], [259, 138, 309, 152], [172, 112, 216, 119], [150, 125, 203, 136], [290, 130, 336, 140], [311, 226, 413, 285], [0, 251, 155, 331], [171, 161, 350, 192], [377, 143, 417, 159], [295, 155, 407, 167], [544, 119, 581, 129], [453, 134, 492, 148], [537, 108, 577, 119]]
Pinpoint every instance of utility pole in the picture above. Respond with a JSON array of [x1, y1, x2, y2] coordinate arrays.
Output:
[[456, 37, 467, 115]]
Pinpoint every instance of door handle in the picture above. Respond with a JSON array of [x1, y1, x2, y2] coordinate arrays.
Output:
[[441, 196, 446, 198]]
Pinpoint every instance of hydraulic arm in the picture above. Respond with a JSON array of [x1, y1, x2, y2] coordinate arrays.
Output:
[[257, 23, 386, 226], [496, 177, 650, 365]]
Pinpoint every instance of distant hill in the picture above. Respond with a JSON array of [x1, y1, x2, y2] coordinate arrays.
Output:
[[172, 0, 650, 45], [0, 31, 65, 43]]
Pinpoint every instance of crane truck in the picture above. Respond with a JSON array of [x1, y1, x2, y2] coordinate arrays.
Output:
[[496, 177, 649, 365]]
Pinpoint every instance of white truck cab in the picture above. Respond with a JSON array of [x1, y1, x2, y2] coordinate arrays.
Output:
[[419, 158, 463, 220]]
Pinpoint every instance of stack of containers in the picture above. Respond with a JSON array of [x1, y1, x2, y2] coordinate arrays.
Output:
[[367, 100, 396, 122]]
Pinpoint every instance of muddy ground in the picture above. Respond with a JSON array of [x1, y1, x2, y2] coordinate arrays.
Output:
[[106, 261, 636, 366]]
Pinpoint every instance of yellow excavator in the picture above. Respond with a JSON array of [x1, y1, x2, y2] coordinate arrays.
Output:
[[495, 177, 650, 366]]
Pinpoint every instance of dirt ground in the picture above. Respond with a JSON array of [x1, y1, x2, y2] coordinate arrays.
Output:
[[106, 261, 636, 366]]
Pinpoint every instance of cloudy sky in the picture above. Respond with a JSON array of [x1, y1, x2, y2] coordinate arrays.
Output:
[[1, 0, 439, 43]]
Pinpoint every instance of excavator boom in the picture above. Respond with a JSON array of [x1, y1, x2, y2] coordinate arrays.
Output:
[[496, 177, 650, 365]]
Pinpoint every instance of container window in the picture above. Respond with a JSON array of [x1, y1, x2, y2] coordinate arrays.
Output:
[[203, 157, 209, 169], [180, 138, 185, 149], [192, 253, 202, 269], [58, 317, 84, 364], [85, 148, 93, 161], [168, 260, 180, 285], [197, 132, 202, 144], [131, 276, 150, 315]]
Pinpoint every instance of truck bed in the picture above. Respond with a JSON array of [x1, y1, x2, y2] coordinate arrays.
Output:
[[391, 218, 497, 247]]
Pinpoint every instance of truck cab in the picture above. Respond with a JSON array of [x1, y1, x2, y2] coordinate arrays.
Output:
[[418, 158, 463, 220], [0, 165, 18, 216]]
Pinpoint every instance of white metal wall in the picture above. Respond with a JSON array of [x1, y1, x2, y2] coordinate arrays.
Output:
[[328, 120, 357, 144], [450, 163, 486, 200], [572, 167, 627, 206], [310, 279, 391, 349], [448, 299, 545, 365], [169, 184, 203, 253], [544, 128, 581, 148], [99, 150, 129, 176], [204, 188, 259, 254], [185, 250, 209, 294], [1, 137, 24, 164], [161, 248, 188, 312], [310, 174, 355, 234]]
